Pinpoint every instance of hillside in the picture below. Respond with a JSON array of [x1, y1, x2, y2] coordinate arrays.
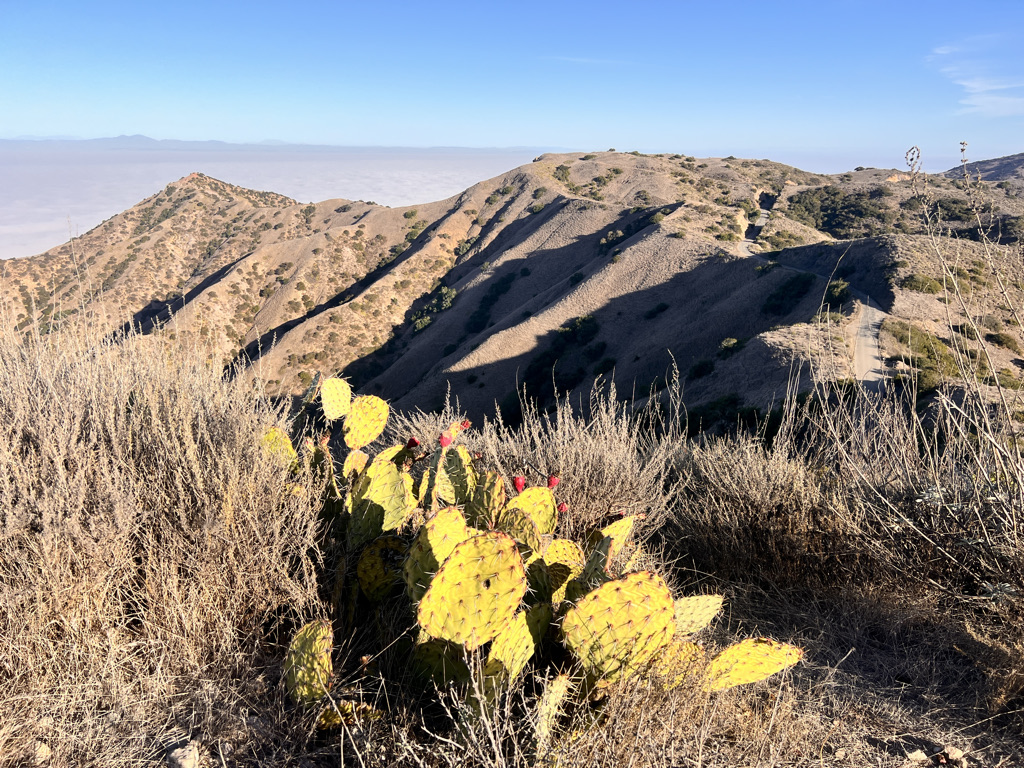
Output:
[[3, 152, 1024, 423], [944, 150, 1024, 183]]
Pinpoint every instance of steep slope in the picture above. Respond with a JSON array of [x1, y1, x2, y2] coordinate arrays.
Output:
[[944, 151, 1024, 182], [4, 151, 1023, 424]]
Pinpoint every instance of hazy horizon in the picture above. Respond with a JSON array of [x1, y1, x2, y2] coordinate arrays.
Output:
[[0, 140, 548, 260], [0, 135, 974, 261]]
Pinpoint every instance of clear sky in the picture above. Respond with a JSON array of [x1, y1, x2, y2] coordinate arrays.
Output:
[[1, 0, 1022, 172]]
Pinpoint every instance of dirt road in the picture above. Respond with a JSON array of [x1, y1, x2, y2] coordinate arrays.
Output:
[[740, 207, 886, 390]]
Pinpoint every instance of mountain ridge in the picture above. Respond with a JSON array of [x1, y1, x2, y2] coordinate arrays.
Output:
[[4, 150, 1023, 424]]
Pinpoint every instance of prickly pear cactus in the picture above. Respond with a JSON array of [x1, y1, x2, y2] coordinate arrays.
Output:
[[561, 571, 675, 683], [485, 610, 536, 682], [653, 638, 705, 690], [563, 536, 612, 603], [357, 536, 409, 601], [344, 395, 389, 450], [464, 470, 505, 528], [591, 515, 636, 562], [342, 449, 369, 479], [535, 673, 573, 756], [704, 638, 803, 692], [285, 619, 333, 706], [261, 426, 298, 470], [504, 486, 558, 535], [412, 634, 471, 686], [347, 448, 416, 551], [542, 538, 585, 605], [320, 377, 353, 421], [673, 595, 724, 635], [403, 506, 471, 602], [417, 531, 527, 651], [442, 445, 477, 505]]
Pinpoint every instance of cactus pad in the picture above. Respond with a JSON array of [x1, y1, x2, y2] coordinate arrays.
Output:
[[342, 449, 369, 478], [485, 610, 536, 681], [284, 619, 333, 706], [357, 536, 409, 601], [348, 451, 415, 549], [465, 471, 505, 528], [543, 538, 585, 604], [704, 638, 803, 692], [504, 486, 558, 535], [417, 532, 527, 651], [412, 636, 471, 686], [403, 506, 470, 601], [535, 674, 573, 755], [344, 395, 389, 450], [563, 536, 612, 604], [320, 377, 352, 421], [443, 445, 477, 506], [593, 515, 636, 562], [496, 505, 543, 554], [317, 699, 384, 729], [560, 571, 675, 682], [261, 426, 298, 469], [673, 595, 724, 636], [653, 638, 705, 690]]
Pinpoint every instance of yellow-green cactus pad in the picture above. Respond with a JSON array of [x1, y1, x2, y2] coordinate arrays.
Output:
[[403, 506, 470, 601], [485, 610, 536, 681], [443, 445, 477, 506], [673, 595, 724, 636], [285, 619, 333, 706], [412, 637, 471, 686], [343, 395, 389, 450], [320, 377, 353, 421], [261, 426, 298, 469], [653, 638, 705, 690], [542, 538, 585, 604], [504, 486, 558, 535], [592, 515, 636, 562], [465, 471, 505, 528], [563, 537, 612, 604], [316, 699, 384, 729], [535, 673, 573, 755], [342, 449, 369, 478], [561, 571, 675, 683], [496, 505, 543, 554], [525, 552, 552, 602], [418, 531, 527, 651], [704, 638, 802, 692], [357, 536, 409, 601], [348, 451, 415, 549]]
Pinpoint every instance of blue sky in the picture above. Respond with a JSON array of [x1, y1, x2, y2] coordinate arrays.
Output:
[[1, 0, 1022, 172]]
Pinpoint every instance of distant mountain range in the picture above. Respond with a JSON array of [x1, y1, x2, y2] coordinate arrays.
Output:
[[3, 150, 1022, 425]]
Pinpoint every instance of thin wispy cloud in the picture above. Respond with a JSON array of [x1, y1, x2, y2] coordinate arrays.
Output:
[[930, 35, 1024, 117]]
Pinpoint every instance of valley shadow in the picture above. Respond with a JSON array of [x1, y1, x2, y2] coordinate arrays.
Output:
[[360, 251, 835, 426], [343, 203, 672, 390], [766, 237, 898, 311]]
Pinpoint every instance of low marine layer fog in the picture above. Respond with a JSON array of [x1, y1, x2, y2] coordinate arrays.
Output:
[[0, 137, 544, 260]]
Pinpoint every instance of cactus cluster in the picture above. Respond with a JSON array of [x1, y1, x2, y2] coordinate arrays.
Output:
[[271, 373, 803, 743]]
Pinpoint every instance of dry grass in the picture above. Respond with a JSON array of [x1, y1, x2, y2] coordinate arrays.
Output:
[[3, 153, 1024, 766], [0, 324, 325, 766]]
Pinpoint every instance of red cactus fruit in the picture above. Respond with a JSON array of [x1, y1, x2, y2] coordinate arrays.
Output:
[[557, 502, 568, 513], [405, 437, 421, 449], [460, 419, 471, 430], [547, 475, 560, 489], [440, 434, 453, 448], [513, 476, 526, 493]]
